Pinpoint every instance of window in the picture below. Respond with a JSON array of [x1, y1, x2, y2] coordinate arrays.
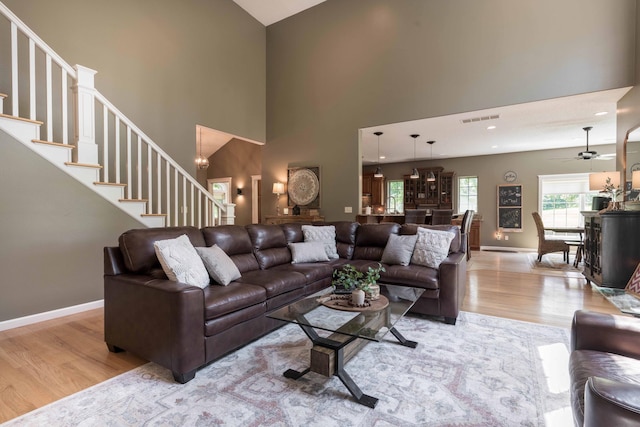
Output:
[[538, 173, 599, 228], [386, 180, 404, 213], [458, 176, 478, 214]]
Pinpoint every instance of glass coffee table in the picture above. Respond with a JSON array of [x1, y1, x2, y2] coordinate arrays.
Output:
[[267, 283, 424, 408]]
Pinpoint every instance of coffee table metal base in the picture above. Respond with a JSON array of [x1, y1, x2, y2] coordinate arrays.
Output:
[[283, 323, 417, 408]]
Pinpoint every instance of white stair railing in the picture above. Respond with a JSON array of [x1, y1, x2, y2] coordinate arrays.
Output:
[[0, 1, 229, 227]]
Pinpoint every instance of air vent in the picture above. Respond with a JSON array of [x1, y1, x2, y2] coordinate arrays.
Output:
[[461, 114, 500, 124]]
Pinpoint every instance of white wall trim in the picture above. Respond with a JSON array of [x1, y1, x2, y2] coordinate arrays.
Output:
[[251, 174, 261, 223], [480, 246, 536, 253], [0, 299, 104, 332]]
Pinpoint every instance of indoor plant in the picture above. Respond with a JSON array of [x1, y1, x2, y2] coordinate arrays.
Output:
[[332, 263, 386, 300]]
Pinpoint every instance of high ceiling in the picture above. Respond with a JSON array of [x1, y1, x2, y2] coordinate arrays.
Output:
[[233, 0, 326, 26], [361, 87, 632, 166]]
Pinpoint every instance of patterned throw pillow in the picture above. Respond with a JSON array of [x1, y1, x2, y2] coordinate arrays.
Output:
[[301, 225, 339, 259], [288, 241, 330, 263], [410, 227, 455, 269], [381, 233, 418, 266], [195, 245, 241, 286], [153, 234, 210, 288]]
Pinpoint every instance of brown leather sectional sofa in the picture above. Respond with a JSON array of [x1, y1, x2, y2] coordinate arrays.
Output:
[[104, 221, 467, 383], [569, 310, 640, 426]]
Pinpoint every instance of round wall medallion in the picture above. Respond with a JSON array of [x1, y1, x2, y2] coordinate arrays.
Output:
[[631, 162, 640, 173], [288, 168, 319, 206], [503, 171, 517, 183]]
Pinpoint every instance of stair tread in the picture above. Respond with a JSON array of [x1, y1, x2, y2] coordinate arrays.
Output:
[[64, 161, 102, 169], [94, 181, 127, 187], [0, 93, 7, 98], [0, 113, 43, 125], [141, 213, 167, 217], [32, 139, 74, 149], [119, 198, 148, 202]]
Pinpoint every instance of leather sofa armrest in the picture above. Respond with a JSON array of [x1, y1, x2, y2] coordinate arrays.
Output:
[[104, 274, 205, 380], [571, 310, 640, 358], [437, 251, 467, 324], [584, 377, 640, 427]]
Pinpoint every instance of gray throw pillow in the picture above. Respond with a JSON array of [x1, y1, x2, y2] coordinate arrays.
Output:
[[381, 233, 418, 266], [302, 225, 339, 259], [195, 244, 241, 286], [288, 241, 330, 263]]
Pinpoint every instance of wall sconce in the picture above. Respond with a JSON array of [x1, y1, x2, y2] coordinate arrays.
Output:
[[272, 182, 285, 215], [236, 188, 243, 196]]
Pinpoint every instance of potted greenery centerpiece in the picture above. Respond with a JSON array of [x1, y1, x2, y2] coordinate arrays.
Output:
[[332, 263, 386, 301]]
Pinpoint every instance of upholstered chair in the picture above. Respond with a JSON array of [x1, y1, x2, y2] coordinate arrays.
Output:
[[431, 209, 453, 225], [460, 209, 475, 260], [404, 209, 427, 224]]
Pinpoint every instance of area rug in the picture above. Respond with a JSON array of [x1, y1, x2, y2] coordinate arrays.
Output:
[[527, 252, 583, 275], [4, 312, 573, 427]]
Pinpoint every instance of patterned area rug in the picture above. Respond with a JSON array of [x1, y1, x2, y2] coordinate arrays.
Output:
[[5, 312, 572, 427]]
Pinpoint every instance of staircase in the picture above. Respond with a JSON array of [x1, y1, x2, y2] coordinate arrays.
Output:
[[0, 2, 232, 228]]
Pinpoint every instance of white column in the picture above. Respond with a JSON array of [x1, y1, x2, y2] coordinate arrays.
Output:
[[72, 64, 98, 164], [219, 203, 236, 225]]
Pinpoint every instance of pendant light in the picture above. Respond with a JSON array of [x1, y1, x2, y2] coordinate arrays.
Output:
[[426, 140, 436, 182], [195, 126, 209, 170], [409, 134, 420, 179], [373, 131, 384, 178]]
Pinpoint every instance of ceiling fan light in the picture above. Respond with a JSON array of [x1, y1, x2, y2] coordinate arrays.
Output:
[[410, 168, 419, 179]]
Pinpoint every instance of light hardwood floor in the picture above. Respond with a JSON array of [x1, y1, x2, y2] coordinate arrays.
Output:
[[0, 250, 622, 423]]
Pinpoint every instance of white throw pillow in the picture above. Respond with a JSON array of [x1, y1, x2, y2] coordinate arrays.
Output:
[[154, 234, 210, 289], [302, 225, 339, 259], [382, 233, 418, 266], [411, 228, 455, 269], [288, 241, 330, 264], [195, 245, 242, 286]]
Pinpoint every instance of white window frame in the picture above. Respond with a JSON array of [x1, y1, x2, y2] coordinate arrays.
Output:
[[537, 173, 597, 228], [457, 176, 478, 214]]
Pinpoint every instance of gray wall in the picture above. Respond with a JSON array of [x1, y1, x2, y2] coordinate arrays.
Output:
[[265, 0, 637, 222], [0, 1, 265, 321], [364, 145, 616, 249]]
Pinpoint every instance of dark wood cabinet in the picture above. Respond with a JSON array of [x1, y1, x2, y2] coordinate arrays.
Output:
[[403, 167, 454, 210], [583, 211, 640, 288], [363, 173, 385, 207]]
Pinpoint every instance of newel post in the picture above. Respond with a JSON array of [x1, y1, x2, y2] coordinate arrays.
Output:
[[72, 64, 98, 164], [219, 203, 236, 225]]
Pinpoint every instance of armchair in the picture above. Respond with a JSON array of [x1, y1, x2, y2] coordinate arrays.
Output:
[[569, 310, 640, 426]]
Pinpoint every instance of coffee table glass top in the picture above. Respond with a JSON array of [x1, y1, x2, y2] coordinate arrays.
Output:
[[267, 284, 424, 342]]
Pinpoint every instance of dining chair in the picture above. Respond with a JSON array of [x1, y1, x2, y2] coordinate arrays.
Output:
[[431, 209, 453, 225], [532, 211, 569, 262], [404, 209, 427, 224], [460, 209, 475, 260]]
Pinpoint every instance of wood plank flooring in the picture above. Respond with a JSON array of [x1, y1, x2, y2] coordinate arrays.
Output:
[[0, 250, 622, 423]]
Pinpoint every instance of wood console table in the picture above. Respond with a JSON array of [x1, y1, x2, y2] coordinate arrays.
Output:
[[264, 215, 324, 225]]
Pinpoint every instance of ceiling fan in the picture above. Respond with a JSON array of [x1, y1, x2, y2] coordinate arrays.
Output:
[[574, 126, 614, 160]]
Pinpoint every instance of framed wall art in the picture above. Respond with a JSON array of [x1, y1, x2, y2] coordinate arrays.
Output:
[[287, 166, 320, 208], [497, 184, 523, 232]]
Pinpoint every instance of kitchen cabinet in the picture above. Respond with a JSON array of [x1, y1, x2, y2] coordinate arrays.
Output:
[[404, 167, 454, 210]]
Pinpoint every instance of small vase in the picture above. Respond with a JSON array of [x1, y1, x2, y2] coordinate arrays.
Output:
[[366, 283, 380, 300], [351, 289, 365, 306]]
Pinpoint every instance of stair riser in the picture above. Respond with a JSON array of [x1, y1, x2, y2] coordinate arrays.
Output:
[[92, 185, 124, 202], [65, 166, 99, 184], [0, 117, 40, 143], [31, 144, 71, 164], [118, 201, 147, 218]]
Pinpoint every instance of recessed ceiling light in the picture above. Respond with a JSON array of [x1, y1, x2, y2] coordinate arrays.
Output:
[[595, 111, 608, 116], [487, 125, 496, 130], [491, 145, 498, 149], [379, 155, 386, 159]]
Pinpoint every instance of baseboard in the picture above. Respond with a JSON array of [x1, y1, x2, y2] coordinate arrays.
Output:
[[481, 246, 537, 253], [0, 299, 104, 332]]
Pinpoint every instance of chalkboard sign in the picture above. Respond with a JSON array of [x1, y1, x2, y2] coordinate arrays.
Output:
[[498, 207, 522, 230], [498, 185, 522, 206], [497, 184, 523, 232]]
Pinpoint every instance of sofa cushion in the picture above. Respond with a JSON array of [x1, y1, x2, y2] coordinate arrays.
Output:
[[382, 265, 439, 290], [328, 221, 359, 259], [281, 223, 305, 243], [302, 225, 339, 259], [353, 223, 401, 260], [203, 282, 267, 320], [119, 226, 205, 274], [247, 224, 292, 269], [238, 269, 308, 298], [195, 245, 242, 286], [271, 262, 334, 283], [154, 234, 210, 288], [411, 228, 456, 268], [201, 225, 259, 273], [381, 233, 418, 266], [401, 224, 461, 253], [289, 241, 330, 263]]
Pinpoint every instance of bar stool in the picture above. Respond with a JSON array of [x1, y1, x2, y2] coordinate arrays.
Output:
[[565, 240, 584, 267]]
